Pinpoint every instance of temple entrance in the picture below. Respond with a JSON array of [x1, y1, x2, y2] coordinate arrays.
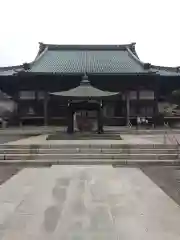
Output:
[[74, 110, 97, 132], [67, 100, 103, 134]]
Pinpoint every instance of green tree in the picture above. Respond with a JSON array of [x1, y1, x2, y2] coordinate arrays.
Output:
[[171, 89, 180, 105]]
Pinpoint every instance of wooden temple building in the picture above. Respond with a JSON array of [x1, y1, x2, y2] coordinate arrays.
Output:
[[0, 42, 180, 130]]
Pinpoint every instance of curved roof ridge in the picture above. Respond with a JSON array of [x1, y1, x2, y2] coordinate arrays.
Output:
[[34, 42, 47, 60], [0, 64, 23, 71], [39, 42, 136, 51], [0, 43, 48, 73], [30, 46, 48, 66], [22, 45, 49, 71], [130, 45, 140, 59], [151, 64, 180, 72], [126, 46, 147, 67]]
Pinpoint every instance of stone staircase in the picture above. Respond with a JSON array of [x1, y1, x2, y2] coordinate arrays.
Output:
[[0, 144, 180, 166]]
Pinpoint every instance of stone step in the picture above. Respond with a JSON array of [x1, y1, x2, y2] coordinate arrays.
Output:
[[0, 148, 178, 155], [47, 133, 122, 140], [0, 144, 179, 149], [0, 159, 179, 167], [0, 153, 179, 161]]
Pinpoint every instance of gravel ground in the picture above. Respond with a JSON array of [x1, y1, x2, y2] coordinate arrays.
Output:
[[0, 135, 29, 185], [0, 166, 23, 185], [0, 135, 29, 144], [141, 166, 180, 206]]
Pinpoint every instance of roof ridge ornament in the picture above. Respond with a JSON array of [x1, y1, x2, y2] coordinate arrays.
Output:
[[23, 63, 30, 70], [176, 66, 180, 72], [144, 63, 151, 70], [37, 42, 46, 58]]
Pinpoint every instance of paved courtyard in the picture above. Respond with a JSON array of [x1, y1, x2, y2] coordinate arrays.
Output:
[[0, 166, 180, 239], [0, 130, 180, 238], [4, 133, 177, 145]]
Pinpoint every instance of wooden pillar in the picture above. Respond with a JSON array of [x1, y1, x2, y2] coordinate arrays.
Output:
[[153, 82, 159, 128], [136, 88, 140, 116], [125, 91, 130, 126], [35, 90, 38, 102], [67, 109, 74, 133], [43, 91, 48, 126], [13, 91, 21, 126], [67, 102, 74, 134], [97, 101, 104, 134], [97, 110, 102, 134], [136, 88, 140, 129]]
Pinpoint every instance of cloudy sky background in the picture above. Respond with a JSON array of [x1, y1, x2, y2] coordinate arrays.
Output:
[[0, 0, 179, 67]]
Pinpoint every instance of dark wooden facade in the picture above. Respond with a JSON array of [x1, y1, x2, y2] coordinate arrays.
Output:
[[0, 43, 180, 127]]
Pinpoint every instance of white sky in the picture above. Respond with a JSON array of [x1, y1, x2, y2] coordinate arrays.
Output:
[[0, 0, 180, 67]]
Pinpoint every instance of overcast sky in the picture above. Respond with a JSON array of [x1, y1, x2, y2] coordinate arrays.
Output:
[[0, 0, 179, 67]]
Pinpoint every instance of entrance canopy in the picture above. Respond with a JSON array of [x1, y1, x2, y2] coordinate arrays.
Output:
[[51, 75, 119, 99]]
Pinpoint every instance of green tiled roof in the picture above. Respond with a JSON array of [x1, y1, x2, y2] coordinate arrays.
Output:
[[1, 43, 180, 77], [27, 43, 153, 74], [51, 77, 119, 98]]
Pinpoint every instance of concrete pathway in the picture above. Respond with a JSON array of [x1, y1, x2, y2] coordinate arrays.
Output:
[[0, 166, 180, 239]]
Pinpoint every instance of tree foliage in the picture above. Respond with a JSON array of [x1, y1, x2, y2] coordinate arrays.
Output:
[[171, 89, 180, 104]]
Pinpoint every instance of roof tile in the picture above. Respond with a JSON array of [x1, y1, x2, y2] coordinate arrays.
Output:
[[29, 45, 148, 74]]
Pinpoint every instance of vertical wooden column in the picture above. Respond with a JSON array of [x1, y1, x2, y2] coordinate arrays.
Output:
[[67, 102, 74, 134], [136, 88, 140, 128], [136, 88, 140, 116], [35, 91, 38, 102], [97, 108, 100, 134], [67, 109, 74, 133], [125, 91, 130, 126], [153, 81, 159, 128], [100, 105, 104, 133], [43, 91, 48, 126], [35, 90, 38, 120], [13, 91, 21, 126], [97, 101, 104, 134]]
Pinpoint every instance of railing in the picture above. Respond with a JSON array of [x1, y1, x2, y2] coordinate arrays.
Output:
[[164, 122, 180, 158], [128, 120, 133, 129]]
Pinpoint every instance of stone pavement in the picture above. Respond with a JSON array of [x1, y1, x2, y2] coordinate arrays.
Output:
[[0, 166, 180, 239], [5, 134, 167, 145], [0, 126, 180, 136], [0, 128, 180, 239]]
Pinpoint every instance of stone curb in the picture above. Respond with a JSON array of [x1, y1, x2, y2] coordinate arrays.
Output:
[[0, 144, 178, 149], [0, 159, 179, 167], [0, 153, 179, 161]]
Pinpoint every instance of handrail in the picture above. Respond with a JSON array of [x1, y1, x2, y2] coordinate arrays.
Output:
[[128, 120, 133, 129], [164, 122, 178, 144], [164, 123, 180, 157]]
